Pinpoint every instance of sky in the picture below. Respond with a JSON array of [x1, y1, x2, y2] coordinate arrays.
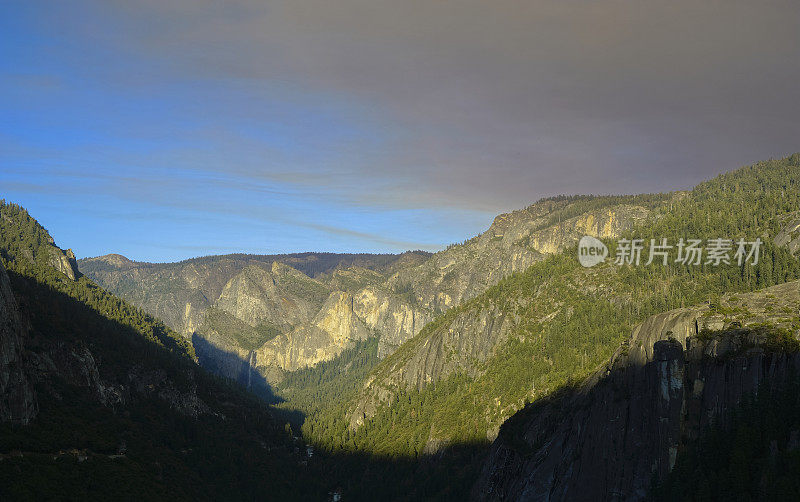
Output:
[[2, 1, 799, 262]]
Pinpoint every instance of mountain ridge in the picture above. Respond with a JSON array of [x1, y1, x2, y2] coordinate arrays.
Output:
[[474, 279, 800, 501], [82, 194, 661, 393]]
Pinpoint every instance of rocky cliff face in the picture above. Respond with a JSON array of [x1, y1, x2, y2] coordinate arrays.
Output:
[[79, 254, 262, 338], [776, 211, 800, 256], [79, 252, 428, 339], [352, 286, 434, 358], [348, 301, 516, 428], [472, 280, 800, 502], [46, 244, 80, 280], [195, 288, 380, 386], [229, 199, 648, 391], [345, 199, 656, 431], [192, 265, 425, 386], [385, 200, 650, 315], [254, 291, 370, 378], [0, 261, 37, 424], [83, 197, 655, 392], [179, 198, 657, 409], [215, 261, 329, 333]]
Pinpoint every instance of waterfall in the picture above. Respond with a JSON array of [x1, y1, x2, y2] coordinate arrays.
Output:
[[246, 351, 255, 389]]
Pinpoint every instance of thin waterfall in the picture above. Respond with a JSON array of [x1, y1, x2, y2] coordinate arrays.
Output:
[[246, 351, 255, 389]]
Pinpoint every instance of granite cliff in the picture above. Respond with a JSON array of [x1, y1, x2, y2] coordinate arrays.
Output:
[[344, 198, 663, 433], [83, 196, 656, 389], [385, 199, 653, 314], [473, 280, 800, 501]]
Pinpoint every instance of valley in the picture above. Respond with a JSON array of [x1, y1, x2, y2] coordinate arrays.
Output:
[[19, 154, 790, 499]]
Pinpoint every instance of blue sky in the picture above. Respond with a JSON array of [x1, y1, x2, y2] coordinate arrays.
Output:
[[1, 1, 489, 260], [2, 1, 799, 262]]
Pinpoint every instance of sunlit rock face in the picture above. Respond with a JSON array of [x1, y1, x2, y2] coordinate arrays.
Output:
[[215, 262, 328, 332], [386, 200, 650, 316], [352, 286, 432, 358], [473, 280, 800, 502], [47, 246, 80, 280], [254, 292, 370, 378], [84, 198, 652, 387], [346, 199, 655, 430]]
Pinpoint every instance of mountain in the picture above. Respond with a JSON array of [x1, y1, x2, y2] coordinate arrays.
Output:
[[0, 201, 328, 500], [247, 155, 800, 502], [79, 250, 429, 339], [0, 202, 80, 281], [474, 280, 800, 501], [24, 153, 800, 501], [83, 194, 659, 397], [383, 195, 659, 315], [81, 250, 435, 388], [335, 155, 800, 457]]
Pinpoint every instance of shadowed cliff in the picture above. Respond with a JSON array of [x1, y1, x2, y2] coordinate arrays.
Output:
[[473, 281, 800, 501]]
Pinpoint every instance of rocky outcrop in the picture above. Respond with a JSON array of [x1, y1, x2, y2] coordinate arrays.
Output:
[[83, 197, 655, 388], [79, 254, 254, 338], [0, 261, 37, 424], [215, 262, 328, 333], [194, 282, 429, 388], [337, 198, 658, 429], [348, 302, 514, 428], [353, 286, 433, 358], [79, 252, 429, 339], [776, 211, 800, 256], [197, 289, 376, 388], [47, 245, 80, 280], [253, 291, 370, 380], [472, 280, 800, 502], [387, 200, 651, 316]]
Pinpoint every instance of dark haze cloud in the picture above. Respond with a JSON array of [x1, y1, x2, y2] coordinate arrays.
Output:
[[26, 1, 800, 214]]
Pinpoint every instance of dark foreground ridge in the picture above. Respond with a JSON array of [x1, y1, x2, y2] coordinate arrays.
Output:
[[475, 281, 800, 501]]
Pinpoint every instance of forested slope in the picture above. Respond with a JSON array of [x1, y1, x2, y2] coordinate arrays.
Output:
[[276, 155, 800, 497], [0, 202, 327, 500]]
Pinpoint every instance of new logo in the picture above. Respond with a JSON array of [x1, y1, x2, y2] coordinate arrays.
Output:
[[578, 235, 608, 267]]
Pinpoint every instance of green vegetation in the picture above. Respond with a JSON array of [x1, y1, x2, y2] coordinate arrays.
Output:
[[80, 248, 430, 279], [272, 264, 331, 305], [696, 323, 800, 355], [0, 202, 327, 500], [0, 200, 56, 270], [4, 153, 800, 500], [276, 338, 381, 428], [201, 307, 281, 350], [531, 192, 672, 233], [279, 154, 800, 470], [318, 266, 386, 292], [1, 201, 193, 359]]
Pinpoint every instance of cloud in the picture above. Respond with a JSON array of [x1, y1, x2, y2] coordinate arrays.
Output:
[[3, 0, 799, 260], [61, 0, 797, 211], [292, 221, 441, 252], [0, 163, 444, 253]]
